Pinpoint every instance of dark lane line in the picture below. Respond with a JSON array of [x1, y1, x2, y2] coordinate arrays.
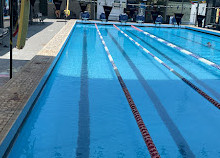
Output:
[[130, 29, 220, 78], [160, 30, 220, 52], [127, 30, 220, 101], [115, 31, 171, 80], [117, 25, 220, 109], [180, 29, 220, 44], [107, 29, 195, 158], [76, 29, 90, 158], [140, 51, 172, 80], [97, 25, 160, 157]]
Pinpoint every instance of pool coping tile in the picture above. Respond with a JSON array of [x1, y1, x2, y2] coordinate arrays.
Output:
[[78, 20, 220, 36]]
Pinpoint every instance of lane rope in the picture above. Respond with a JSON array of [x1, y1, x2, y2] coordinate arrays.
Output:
[[107, 29, 196, 157], [131, 25, 220, 71], [127, 30, 220, 101], [160, 30, 220, 52], [113, 24, 220, 109], [95, 24, 160, 158]]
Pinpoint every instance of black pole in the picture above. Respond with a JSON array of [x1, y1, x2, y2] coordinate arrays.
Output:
[[195, 1, 199, 26], [93, 0, 95, 20], [164, 0, 168, 23], [181, 0, 184, 14], [204, 0, 209, 27], [0, 0, 4, 28], [9, 0, 13, 79]]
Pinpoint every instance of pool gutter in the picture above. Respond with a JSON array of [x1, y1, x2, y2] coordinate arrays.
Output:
[[77, 20, 183, 28], [185, 25, 220, 37], [78, 20, 220, 36], [0, 20, 76, 157]]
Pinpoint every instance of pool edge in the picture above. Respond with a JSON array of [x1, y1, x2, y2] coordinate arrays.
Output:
[[0, 20, 76, 157], [77, 20, 183, 28], [77, 20, 220, 36], [185, 25, 220, 37]]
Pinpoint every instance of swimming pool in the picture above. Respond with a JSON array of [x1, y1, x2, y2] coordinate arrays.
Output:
[[7, 23, 220, 157]]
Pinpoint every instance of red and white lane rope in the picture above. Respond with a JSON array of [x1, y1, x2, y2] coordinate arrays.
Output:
[[131, 25, 220, 71], [95, 24, 160, 158], [113, 24, 220, 109]]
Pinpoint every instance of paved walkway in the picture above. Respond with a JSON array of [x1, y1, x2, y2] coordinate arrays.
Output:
[[0, 20, 75, 157], [0, 19, 67, 87]]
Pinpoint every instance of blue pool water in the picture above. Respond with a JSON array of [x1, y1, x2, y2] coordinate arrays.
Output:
[[8, 24, 220, 157]]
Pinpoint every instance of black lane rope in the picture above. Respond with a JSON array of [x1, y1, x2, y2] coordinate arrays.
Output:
[[95, 24, 161, 158], [107, 29, 195, 157], [76, 29, 90, 158], [160, 30, 220, 52], [127, 30, 220, 101], [114, 24, 220, 110]]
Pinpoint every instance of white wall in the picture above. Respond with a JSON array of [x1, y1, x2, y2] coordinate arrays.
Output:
[[97, 0, 126, 21]]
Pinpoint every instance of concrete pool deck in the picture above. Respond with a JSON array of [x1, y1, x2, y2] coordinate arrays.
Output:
[[0, 19, 69, 87], [0, 19, 76, 157], [0, 19, 219, 156]]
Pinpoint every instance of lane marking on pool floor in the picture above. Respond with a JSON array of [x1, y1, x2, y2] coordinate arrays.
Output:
[[113, 24, 220, 109], [95, 23, 160, 158], [126, 30, 220, 101], [131, 25, 220, 71], [106, 29, 195, 157], [158, 30, 220, 52], [76, 29, 90, 158]]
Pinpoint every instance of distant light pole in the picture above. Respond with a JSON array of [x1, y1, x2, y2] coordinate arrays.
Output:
[[204, 0, 209, 27], [195, 0, 200, 26], [164, 0, 168, 23], [181, 0, 184, 14]]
